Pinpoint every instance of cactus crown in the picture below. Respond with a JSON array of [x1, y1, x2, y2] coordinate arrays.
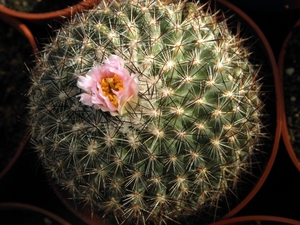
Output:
[[28, 0, 264, 224]]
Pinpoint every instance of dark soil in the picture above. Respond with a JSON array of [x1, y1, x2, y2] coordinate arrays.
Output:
[[283, 25, 300, 161], [0, 19, 33, 174], [0, 0, 82, 13]]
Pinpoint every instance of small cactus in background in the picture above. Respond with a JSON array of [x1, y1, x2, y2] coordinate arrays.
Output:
[[28, 0, 265, 224]]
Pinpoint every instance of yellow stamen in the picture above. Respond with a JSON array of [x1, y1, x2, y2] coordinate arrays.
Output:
[[100, 74, 124, 107]]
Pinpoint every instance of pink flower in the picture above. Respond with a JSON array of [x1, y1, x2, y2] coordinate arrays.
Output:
[[77, 55, 139, 116]]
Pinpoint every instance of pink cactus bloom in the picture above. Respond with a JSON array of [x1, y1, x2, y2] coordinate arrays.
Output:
[[77, 55, 139, 116]]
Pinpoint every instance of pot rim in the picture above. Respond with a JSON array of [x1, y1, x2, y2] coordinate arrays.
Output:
[[0, 202, 71, 225], [0, 0, 100, 22], [0, 15, 37, 180], [0, 132, 30, 180], [217, 0, 281, 219], [211, 215, 300, 225], [0, 14, 38, 54], [278, 18, 300, 172]]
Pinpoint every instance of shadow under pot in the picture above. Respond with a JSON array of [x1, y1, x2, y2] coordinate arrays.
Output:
[[279, 19, 300, 172], [0, 15, 37, 180], [0, 0, 100, 22], [28, 0, 281, 224]]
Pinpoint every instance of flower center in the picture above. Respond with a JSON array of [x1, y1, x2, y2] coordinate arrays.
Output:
[[100, 74, 124, 106]]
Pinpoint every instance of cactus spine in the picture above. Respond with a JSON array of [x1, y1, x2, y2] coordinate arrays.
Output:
[[28, 0, 264, 224]]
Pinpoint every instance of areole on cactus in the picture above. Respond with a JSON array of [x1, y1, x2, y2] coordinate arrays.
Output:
[[28, 0, 266, 224]]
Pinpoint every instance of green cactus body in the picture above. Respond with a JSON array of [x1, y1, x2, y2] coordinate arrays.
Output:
[[28, 0, 263, 224]]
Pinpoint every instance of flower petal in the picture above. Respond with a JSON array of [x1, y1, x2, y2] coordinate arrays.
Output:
[[105, 55, 124, 70], [77, 75, 93, 93], [78, 93, 93, 106]]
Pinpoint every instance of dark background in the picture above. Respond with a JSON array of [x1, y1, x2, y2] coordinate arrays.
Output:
[[1, 0, 300, 224]]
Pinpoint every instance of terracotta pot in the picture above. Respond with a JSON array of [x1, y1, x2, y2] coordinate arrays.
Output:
[[0, 132, 30, 180], [221, 0, 300, 11], [0, 0, 100, 22], [210, 215, 300, 225], [0, 202, 71, 225], [216, 0, 281, 220], [0, 15, 37, 180], [279, 19, 300, 172], [0, 14, 38, 53]]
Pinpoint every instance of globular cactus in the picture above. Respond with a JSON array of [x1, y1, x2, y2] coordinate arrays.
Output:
[[28, 0, 264, 224]]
